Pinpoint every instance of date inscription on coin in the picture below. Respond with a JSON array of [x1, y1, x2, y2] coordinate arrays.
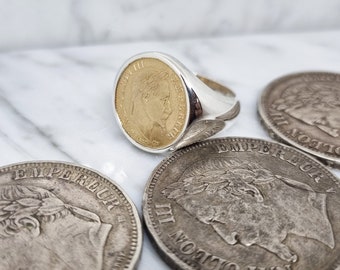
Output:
[[143, 138, 340, 270], [115, 57, 188, 150]]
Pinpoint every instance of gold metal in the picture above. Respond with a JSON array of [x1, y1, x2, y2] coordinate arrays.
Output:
[[115, 58, 188, 149], [114, 52, 240, 153]]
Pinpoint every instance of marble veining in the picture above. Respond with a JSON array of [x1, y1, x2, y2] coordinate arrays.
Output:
[[1, 0, 340, 51], [0, 30, 339, 269]]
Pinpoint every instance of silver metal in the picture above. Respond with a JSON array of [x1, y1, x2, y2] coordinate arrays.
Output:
[[143, 137, 340, 269], [258, 71, 340, 168], [113, 52, 240, 153], [0, 161, 142, 270], [158, 52, 238, 120]]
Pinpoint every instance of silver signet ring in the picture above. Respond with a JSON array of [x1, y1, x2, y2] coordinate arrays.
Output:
[[113, 52, 240, 153]]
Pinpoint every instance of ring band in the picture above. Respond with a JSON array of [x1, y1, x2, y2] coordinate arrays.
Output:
[[113, 52, 240, 153]]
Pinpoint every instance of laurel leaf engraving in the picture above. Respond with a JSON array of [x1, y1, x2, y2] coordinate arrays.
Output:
[[38, 197, 65, 215], [0, 200, 11, 207], [0, 212, 10, 222], [17, 198, 41, 207], [38, 205, 65, 216], [3, 203, 21, 212], [68, 206, 100, 223], [10, 206, 40, 219]]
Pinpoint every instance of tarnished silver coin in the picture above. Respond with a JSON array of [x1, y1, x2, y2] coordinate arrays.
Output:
[[0, 161, 142, 270], [258, 72, 340, 167], [143, 138, 340, 270]]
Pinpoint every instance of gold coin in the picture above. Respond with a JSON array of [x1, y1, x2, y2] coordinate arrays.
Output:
[[115, 58, 188, 150]]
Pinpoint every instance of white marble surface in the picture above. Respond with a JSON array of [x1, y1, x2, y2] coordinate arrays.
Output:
[[1, 0, 340, 51], [0, 30, 339, 269]]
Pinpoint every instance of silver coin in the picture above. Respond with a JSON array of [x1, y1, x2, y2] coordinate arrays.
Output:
[[143, 138, 340, 270], [0, 161, 142, 270], [258, 72, 340, 167]]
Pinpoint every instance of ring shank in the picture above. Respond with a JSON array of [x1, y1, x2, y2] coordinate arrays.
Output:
[[193, 75, 240, 121], [197, 75, 236, 97]]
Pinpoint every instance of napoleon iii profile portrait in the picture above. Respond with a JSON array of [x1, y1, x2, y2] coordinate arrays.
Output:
[[129, 70, 173, 146], [273, 82, 340, 137], [163, 158, 334, 263], [0, 184, 112, 270]]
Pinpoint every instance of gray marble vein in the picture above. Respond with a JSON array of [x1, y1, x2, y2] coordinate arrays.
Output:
[[1, 1, 340, 51], [0, 94, 78, 163]]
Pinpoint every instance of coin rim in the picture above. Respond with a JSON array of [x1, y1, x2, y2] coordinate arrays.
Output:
[[113, 52, 191, 153], [258, 71, 340, 167], [0, 160, 143, 270], [143, 137, 340, 270]]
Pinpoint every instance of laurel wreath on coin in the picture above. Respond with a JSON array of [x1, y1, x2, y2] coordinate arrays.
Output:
[[0, 185, 99, 238]]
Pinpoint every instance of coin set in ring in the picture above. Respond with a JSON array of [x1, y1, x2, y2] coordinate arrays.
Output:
[[1, 51, 339, 269]]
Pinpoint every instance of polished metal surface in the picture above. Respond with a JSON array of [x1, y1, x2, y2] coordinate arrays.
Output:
[[143, 137, 340, 269], [258, 72, 340, 167], [0, 161, 142, 270], [113, 52, 240, 153]]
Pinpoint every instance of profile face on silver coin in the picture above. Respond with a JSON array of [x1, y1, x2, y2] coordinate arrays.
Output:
[[143, 138, 340, 269], [258, 72, 340, 167], [0, 161, 141, 270]]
